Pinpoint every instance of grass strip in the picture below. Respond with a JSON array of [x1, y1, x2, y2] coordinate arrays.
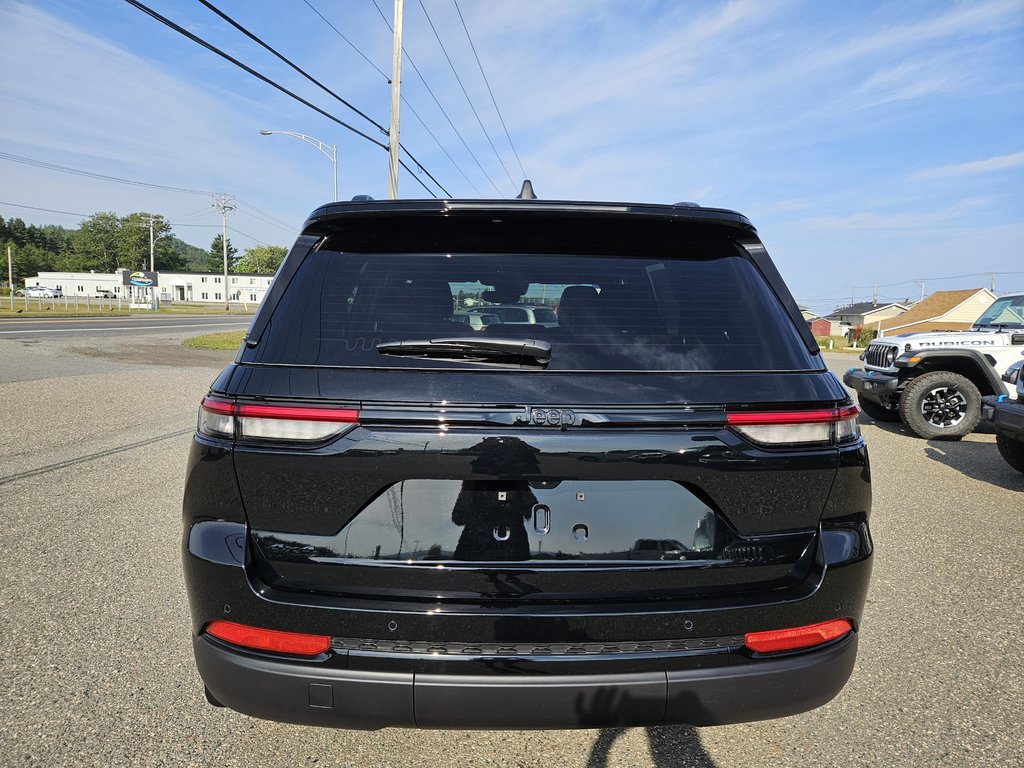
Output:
[[182, 330, 246, 350]]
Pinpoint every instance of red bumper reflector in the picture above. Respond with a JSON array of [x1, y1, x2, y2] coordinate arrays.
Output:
[[205, 620, 331, 657], [744, 618, 853, 654]]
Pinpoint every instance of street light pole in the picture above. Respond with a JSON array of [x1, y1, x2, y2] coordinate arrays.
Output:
[[259, 130, 337, 201]]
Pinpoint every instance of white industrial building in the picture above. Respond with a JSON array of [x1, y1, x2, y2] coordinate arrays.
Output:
[[26, 269, 275, 306]]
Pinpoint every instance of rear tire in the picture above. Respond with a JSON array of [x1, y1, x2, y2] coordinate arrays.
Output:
[[898, 371, 981, 440], [857, 394, 901, 423], [996, 432, 1024, 473]]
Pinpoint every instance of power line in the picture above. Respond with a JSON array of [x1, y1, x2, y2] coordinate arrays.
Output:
[[307, 1, 480, 195], [154, 222, 270, 247], [234, 198, 296, 231], [126, 0, 384, 148], [0, 201, 91, 218], [370, 0, 502, 195], [0, 151, 211, 195], [124, 0, 441, 198], [1, 152, 302, 236], [196, 0, 450, 197], [198, 0, 385, 136], [300, 0, 390, 80], [417, 0, 515, 191], [403, 100, 481, 196], [452, 0, 527, 180], [229, 225, 270, 246]]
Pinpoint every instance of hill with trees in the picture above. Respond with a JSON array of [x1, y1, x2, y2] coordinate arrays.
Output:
[[1, 211, 284, 285]]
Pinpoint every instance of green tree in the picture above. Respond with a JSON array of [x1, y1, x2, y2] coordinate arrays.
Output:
[[69, 212, 122, 271], [121, 212, 178, 270], [207, 234, 237, 272], [234, 244, 287, 274], [1, 216, 64, 284]]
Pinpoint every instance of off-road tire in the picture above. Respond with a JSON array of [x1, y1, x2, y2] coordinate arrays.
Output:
[[898, 371, 981, 440], [996, 432, 1024, 473], [857, 394, 901, 423]]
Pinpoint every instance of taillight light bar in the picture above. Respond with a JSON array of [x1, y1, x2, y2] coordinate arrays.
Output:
[[727, 405, 860, 446], [197, 396, 359, 442], [744, 618, 853, 654], [205, 620, 330, 657]]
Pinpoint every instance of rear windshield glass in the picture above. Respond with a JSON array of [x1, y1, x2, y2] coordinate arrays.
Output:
[[249, 248, 815, 372]]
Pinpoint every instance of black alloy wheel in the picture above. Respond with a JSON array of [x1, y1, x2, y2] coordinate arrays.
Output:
[[898, 371, 982, 440]]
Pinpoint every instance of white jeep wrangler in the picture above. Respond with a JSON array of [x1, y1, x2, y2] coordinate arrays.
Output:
[[843, 293, 1024, 439]]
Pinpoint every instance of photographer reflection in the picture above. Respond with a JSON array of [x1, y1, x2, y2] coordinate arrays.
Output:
[[452, 437, 540, 561]]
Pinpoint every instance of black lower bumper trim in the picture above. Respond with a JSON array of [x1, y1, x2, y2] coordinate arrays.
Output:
[[842, 368, 899, 399], [193, 632, 858, 730], [983, 395, 1024, 436]]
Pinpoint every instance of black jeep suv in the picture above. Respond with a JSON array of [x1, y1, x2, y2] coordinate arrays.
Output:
[[183, 197, 872, 730]]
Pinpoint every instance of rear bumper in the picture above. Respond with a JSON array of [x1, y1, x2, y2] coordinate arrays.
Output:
[[983, 395, 1024, 438], [195, 632, 858, 730]]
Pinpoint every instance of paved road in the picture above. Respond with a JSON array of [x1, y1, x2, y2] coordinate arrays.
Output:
[[0, 314, 250, 339], [0, 339, 1020, 767]]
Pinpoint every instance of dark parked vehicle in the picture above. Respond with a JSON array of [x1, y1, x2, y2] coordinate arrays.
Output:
[[183, 196, 873, 730], [983, 359, 1024, 473]]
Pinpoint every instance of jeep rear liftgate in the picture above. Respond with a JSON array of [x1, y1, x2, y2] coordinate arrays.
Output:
[[230, 403, 842, 604]]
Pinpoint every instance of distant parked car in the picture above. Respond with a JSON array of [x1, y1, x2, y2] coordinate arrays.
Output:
[[452, 311, 502, 331], [19, 286, 61, 298], [471, 304, 559, 327], [94, 289, 116, 298]]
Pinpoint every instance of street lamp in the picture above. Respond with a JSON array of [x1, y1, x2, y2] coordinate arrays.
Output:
[[259, 130, 338, 202]]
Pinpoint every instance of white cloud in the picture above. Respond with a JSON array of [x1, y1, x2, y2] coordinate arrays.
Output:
[[803, 197, 991, 231], [912, 151, 1024, 180], [0, 2, 333, 245]]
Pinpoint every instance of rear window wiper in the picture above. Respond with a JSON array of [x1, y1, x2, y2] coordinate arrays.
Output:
[[377, 337, 551, 366]]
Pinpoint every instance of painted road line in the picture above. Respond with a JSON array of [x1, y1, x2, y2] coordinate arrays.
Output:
[[0, 317, 248, 325], [0, 322, 250, 335]]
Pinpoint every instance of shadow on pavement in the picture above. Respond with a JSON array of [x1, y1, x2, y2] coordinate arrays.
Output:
[[925, 437, 1024, 492], [586, 726, 715, 768]]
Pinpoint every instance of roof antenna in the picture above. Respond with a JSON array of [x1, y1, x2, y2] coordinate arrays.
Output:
[[516, 180, 537, 200]]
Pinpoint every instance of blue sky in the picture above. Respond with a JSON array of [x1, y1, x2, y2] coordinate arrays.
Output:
[[1, 0, 1022, 313]]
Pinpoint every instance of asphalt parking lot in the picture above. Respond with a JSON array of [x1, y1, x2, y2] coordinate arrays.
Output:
[[0, 329, 1020, 767]]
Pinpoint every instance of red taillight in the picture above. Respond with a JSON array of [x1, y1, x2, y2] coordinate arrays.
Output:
[[235, 403, 359, 422], [200, 398, 235, 416], [727, 405, 860, 446], [198, 397, 235, 438], [744, 618, 853, 654], [197, 396, 360, 441], [205, 620, 331, 657]]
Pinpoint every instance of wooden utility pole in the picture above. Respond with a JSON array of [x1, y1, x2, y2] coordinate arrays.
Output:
[[387, 0, 404, 199], [7, 245, 13, 311], [212, 195, 236, 311], [148, 216, 157, 308]]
